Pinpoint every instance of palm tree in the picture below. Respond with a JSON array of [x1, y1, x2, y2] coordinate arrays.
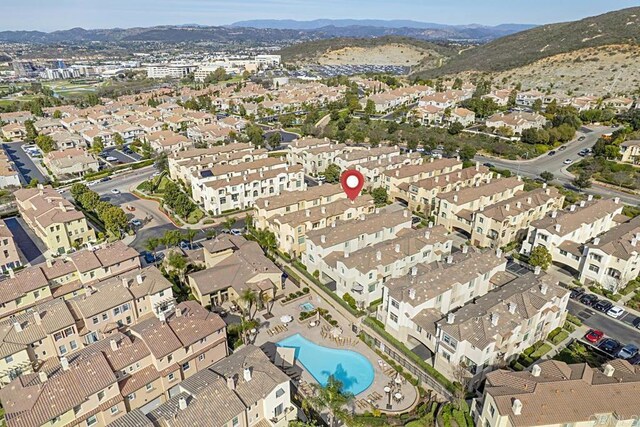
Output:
[[310, 375, 354, 427], [261, 292, 274, 315], [162, 230, 182, 248], [205, 228, 217, 240], [167, 251, 187, 283], [222, 216, 236, 232], [239, 288, 257, 320], [183, 228, 197, 248]]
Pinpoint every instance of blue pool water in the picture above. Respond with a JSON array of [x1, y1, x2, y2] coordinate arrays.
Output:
[[300, 302, 315, 312], [277, 333, 374, 395]]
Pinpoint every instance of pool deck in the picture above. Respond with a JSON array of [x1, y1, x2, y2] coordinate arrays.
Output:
[[251, 288, 419, 414]]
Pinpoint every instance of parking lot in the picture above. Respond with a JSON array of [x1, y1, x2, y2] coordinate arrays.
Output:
[[101, 146, 142, 166], [293, 64, 409, 78], [2, 142, 49, 184]]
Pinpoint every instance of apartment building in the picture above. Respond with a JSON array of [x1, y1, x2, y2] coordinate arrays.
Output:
[[471, 186, 565, 248], [619, 139, 640, 164], [400, 164, 492, 213], [253, 183, 345, 230], [333, 146, 401, 171], [286, 137, 348, 175], [354, 153, 424, 190], [0, 301, 227, 427], [187, 235, 282, 308], [381, 248, 507, 358], [265, 195, 375, 257], [0, 241, 140, 319], [474, 359, 640, 427], [191, 160, 305, 215], [0, 221, 21, 273], [325, 225, 453, 307], [520, 197, 624, 274], [146, 64, 198, 79], [486, 112, 546, 134], [43, 148, 100, 179], [15, 187, 95, 255], [110, 345, 294, 427], [434, 272, 568, 383], [0, 151, 21, 188], [435, 177, 525, 236], [382, 158, 463, 201], [579, 215, 640, 291]]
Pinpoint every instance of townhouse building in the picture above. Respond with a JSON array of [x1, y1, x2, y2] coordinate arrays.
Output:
[[285, 137, 347, 175], [0, 241, 140, 319], [520, 197, 624, 275], [434, 272, 569, 384], [0, 220, 21, 273], [471, 186, 565, 248], [325, 225, 453, 307], [15, 187, 96, 255], [482, 89, 512, 107], [334, 146, 401, 171], [619, 140, 640, 164], [110, 345, 294, 427], [187, 235, 282, 309], [0, 301, 227, 427], [435, 176, 525, 237], [474, 359, 640, 427], [354, 153, 424, 190], [579, 215, 640, 291], [382, 158, 463, 203], [515, 90, 545, 107], [0, 151, 22, 189], [1, 123, 25, 141], [399, 164, 492, 213], [43, 148, 100, 179], [486, 112, 547, 134], [191, 159, 304, 215], [380, 248, 507, 362]]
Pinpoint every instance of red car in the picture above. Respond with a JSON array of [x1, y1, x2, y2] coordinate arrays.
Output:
[[585, 329, 604, 343]]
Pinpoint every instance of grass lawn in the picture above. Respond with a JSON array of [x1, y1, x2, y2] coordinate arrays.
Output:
[[548, 330, 570, 345], [530, 343, 553, 359], [186, 207, 205, 224]]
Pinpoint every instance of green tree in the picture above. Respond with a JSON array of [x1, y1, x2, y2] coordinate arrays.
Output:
[[448, 122, 464, 135], [167, 251, 187, 282], [529, 245, 552, 271], [35, 134, 56, 153], [540, 171, 555, 182], [52, 110, 62, 119], [364, 99, 376, 116], [70, 183, 90, 200], [573, 171, 592, 189], [91, 136, 104, 154], [113, 133, 125, 149], [239, 288, 258, 320], [155, 153, 168, 172], [144, 237, 160, 260], [310, 375, 354, 427], [532, 99, 543, 113], [142, 140, 154, 159], [24, 120, 38, 142], [26, 178, 39, 188], [458, 145, 477, 162], [78, 190, 100, 211], [101, 206, 128, 237], [371, 187, 388, 206], [162, 229, 183, 248], [267, 132, 282, 147], [246, 124, 264, 147], [222, 216, 235, 232], [183, 228, 197, 247], [323, 164, 341, 184]]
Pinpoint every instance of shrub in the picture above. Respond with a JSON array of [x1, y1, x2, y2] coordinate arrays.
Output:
[[566, 313, 582, 326], [343, 293, 357, 310], [302, 287, 310, 293]]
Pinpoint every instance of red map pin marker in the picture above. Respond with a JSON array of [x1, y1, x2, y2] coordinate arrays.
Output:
[[340, 169, 365, 201]]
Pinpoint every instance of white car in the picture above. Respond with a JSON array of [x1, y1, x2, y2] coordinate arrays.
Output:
[[106, 156, 118, 162], [606, 306, 625, 319], [111, 189, 120, 194], [563, 159, 573, 165]]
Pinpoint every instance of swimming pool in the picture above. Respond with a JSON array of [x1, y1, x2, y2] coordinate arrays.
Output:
[[300, 302, 315, 312], [277, 333, 374, 395]]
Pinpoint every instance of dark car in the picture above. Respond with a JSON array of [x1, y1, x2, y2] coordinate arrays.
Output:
[[578, 136, 586, 141], [558, 146, 567, 151], [548, 150, 556, 156], [580, 294, 599, 306], [594, 300, 614, 312], [483, 162, 495, 169], [570, 288, 585, 299], [141, 251, 156, 264], [633, 318, 640, 329], [599, 338, 620, 354]]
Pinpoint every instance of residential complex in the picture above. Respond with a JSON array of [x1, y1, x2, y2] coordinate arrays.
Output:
[[0, 221, 21, 273]]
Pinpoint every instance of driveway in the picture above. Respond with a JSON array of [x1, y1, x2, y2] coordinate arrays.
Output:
[[4, 216, 46, 264], [2, 142, 49, 184], [568, 300, 640, 348], [103, 147, 141, 165]]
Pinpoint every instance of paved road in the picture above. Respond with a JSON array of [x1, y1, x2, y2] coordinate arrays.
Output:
[[2, 142, 49, 184], [475, 127, 640, 205], [568, 300, 640, 347], [4, 216, 46, 264]]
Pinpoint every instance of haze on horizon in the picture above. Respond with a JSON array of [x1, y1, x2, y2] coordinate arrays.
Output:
[[1, 0, 638, 32]]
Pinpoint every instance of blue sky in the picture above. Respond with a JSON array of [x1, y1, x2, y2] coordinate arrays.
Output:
[[3, 0, 638, 31]]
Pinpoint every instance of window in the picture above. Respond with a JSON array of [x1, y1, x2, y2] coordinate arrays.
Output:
[[5, 355, 13, 364], [168, 373, 175, 381], [489, 404, 495, 417], [275, 387, 285, 398], [145, 383, 153, 391], [97, 390, 105, 401], [86, 415, 97, 426], [127, 393, 136, 401], [110, 405, 119, 415], [59, 345, 67, 355], [102, 313, 108, 321], [390, 313, 398, 323], [589, 264, 600, 273], [198, 354, 206, 362], [232, 417, 239, 427], [442, 334, 458, 349], [182, 361, 190, 371], [92, 316, 99, 325], [69, 340, 78, 350], [390, 299, 400, 309]]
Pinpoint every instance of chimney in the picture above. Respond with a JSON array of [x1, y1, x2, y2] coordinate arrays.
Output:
[[395, 170, 400, 177], [508, 302, 517, 314], [579, 200, 586, 208], [428, 222, 434, 228], [13, 320, 22, 332], [551, 211, 557, 219], [542, 183, 547, 189], [7, 268, 14, 279], [447, 313, 455, 324], [122, 278, 129, 288], [593, 237, 601, 245], [175, 307, 182, 317], [462, 245, 469, 254], [569, 205, 576, 212], [320, 235, 326, 244], [321, 207, 326, 214], [534, 266, 542, 276], [38, 371, 47, 382], [531, 364, 541, 377], [540, 283, 548, 294], [505, 204, 510, 212], [527, 197, 532, 204], [305, 210, 310, 217], [34, 311, 42, 325], [159, 311, 166, 322], [490, 313, 499, 327], [403, 210, 409, 218], [178, 397, 187, 410], [227, 376, 236, 390], [424, 231, 431, 239], [496, 249, 503, 258], [60, 357, 69, 371], [344, 250, 349, 258], [555, 224, 561, 233], [446, 255, 453, 264], [587, 194, 593, 201], [453, 195, 458, 203], [376, 251, 382, 261], [243, 364, 252, 382], [265, 200, 269, 207], [395, 244, 400, 253], [614, 197, 620, 204], [408, 288, 416, 300], [475, 161, 479, 171], [604, 364, 615, 377], [512, 399, 523, 416], [110, 339, 118, 351], [46, 258, 53, 268], [360, 213, 366, 221]]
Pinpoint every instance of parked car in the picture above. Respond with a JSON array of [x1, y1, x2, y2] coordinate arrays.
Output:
[[563, 159, 573, 165], [179, 241, 191, 250], [141, 251, 156, 264], [548, 150, 556, 156], [100, 176, 111, 182], [580, 294, 599, 306], [578, 136, 586, 141], [617, 344, 639, 360], [584, 329, 604, 343], [131, 219, 142, 227], [599, 338, 620, 354], [633, 318, 640, 329], [211, 306, 228, 317], [111, 188, 120, 194], [230, 228, 244, 236], [483, 162, 495, 169], [606, 306, 625, 319], [559, 146, 567, 151], [593, 300, 614, 313], [106, 156, 118, 162], [570, 288, 585, 299]]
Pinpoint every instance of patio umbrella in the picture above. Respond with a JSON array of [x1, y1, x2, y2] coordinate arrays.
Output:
[[315, 310, 321, 321], [280, 315, 293, 324], [331, 327, 342, 338]]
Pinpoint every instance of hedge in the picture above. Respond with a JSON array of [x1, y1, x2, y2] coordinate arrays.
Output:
[[566, 313, 582, 326], [85, 159, 155, 181], [363, 317, 457, 394]]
